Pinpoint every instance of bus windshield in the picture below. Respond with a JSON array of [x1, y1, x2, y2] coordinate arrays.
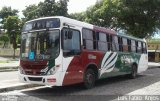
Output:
[[20, 30, 60, 60]]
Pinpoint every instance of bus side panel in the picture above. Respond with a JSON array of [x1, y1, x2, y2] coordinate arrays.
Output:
[[62, 56, 83, 86], [81, 50, 104, 71], [99, 52, 125, 78], [62, 50, 104, 86], [99, 52, 142, 78]]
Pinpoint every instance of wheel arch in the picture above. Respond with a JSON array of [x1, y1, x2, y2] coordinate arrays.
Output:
[[84, 63, 99, 80], [132, 62, 138, 69]]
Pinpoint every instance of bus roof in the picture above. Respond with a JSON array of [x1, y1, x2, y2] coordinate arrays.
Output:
[[26, 16, 116, 35], [25, 16, 144, 42], [118, 34, 146, 42]]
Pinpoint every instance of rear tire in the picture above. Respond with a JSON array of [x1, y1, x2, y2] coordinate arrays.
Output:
[[84, 69, 96, 89], [129, 64, 137, 79]]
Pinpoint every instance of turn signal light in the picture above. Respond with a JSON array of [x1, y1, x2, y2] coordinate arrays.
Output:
[[47, 78, 56, 83]]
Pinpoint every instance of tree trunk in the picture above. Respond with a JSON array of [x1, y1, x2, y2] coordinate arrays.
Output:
[[12, 34, 17, 59], [13, 48, 15, 59], [3, 41, 6, 48]]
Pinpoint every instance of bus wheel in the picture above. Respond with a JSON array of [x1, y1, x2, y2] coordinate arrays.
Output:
[[129, 64, 137, 79], [84, 69, 96, 89]]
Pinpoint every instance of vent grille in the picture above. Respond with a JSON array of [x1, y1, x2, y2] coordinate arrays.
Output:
[[28, 77, 43, 81]]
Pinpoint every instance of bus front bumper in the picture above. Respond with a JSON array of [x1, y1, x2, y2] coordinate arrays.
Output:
[[18, 71, 64, 86]]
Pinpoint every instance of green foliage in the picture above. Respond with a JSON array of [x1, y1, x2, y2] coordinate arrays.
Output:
[[0, 35, 9, 48], [69, 12, 87, 21], [0, 6, 18, 24], [72, 0, 160, 38], [3, 16, 21, 58], [147, 39, 160, 44], [23, 0, 69, 21], [0, 35, 9, 42], [4, 16, 20, 36], [22, 4, 39, 21], [116, 0, 160, 38], [58, 0, 69, 16]]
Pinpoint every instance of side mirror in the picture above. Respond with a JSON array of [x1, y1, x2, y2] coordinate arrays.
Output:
[[68, 30, 73, 39], [64, 30, 72, 39]]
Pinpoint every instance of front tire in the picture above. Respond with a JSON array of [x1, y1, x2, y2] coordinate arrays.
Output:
[[84, 69, 96, 89]]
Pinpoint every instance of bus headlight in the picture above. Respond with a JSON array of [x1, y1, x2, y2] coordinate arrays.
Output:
[[47, 64, 60, 75], [47, 68, 54, 75], [19, 66, 25, 74]]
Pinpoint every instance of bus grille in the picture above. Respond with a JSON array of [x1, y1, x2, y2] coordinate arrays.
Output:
[[28, 77, 42, 81], [25, 71, 45, 75]]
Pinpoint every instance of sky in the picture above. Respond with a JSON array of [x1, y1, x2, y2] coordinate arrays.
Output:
[[0, 0, 97, 17]]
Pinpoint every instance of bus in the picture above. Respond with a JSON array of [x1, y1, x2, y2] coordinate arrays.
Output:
[[19, 16, 148, 88]]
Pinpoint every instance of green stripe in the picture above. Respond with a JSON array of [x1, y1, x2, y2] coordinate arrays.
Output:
[[45, 59, 55, 75]]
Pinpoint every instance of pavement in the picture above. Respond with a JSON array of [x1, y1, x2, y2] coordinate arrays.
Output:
[[0, 57, 42, 93], [0, 57, 19, 71], [1, 68, 160, 101], [0, 79, 40, 93], [148, 62, 160, 68]]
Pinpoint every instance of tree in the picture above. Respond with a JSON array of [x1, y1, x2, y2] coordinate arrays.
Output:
[[118, 0, 160, 38], [4, 16, 21, 59], [0, 6, 18, 23], [0, 35, 9, 48], [23, 0, 69, 21], [69, 12, 87, 21], [77, 0, 160, 38], [38, 0, 57, 17], [22, 4, 39, 21], [57, 0, 69, 16]]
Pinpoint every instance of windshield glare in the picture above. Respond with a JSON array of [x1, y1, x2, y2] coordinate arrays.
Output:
[[21, 30, 60, 60]]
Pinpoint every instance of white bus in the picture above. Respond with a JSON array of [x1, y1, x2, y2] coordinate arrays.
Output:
[[19, 16, 148, 88]]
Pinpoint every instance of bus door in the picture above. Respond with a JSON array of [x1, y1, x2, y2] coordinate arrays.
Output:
[[61, 28, 83, 84]]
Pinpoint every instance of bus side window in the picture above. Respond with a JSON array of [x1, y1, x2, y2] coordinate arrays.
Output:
[[127, 39, 131, 52], [138, 41, 142, 53], [145, 43, 147, 53], [82, 28, 95, 50], [118, 37, 122, 52], [142, 42, 147, 54], [141, 42, 144, 53], [109, 35, 113, 51], [135, 41, 142, 53], [112, 35, 119, 51], [93, 31, 97, 50], [106, 34, 110, 51], [122, 37, 128, 52], [97, 32, 108, 51], [136, 41, 138, 53], [131, 40, 136, 52]]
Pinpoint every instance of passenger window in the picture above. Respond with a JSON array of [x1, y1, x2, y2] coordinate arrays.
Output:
[[82, 28, 96, 50], [122, 38, 128, 52], [118, 37, 122, 51], [112, 36, 119, 51], [137, 41, 142, 53], [97, 32, 108, 51], [142, 42, 147, 53], [131, 40, 136, 52], [127, 39, 131, 52]]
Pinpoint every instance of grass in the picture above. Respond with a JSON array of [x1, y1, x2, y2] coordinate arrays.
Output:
[[0, 66, 18, 72], [0, 61, 10, 63], [0, 60, 17, 63]]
